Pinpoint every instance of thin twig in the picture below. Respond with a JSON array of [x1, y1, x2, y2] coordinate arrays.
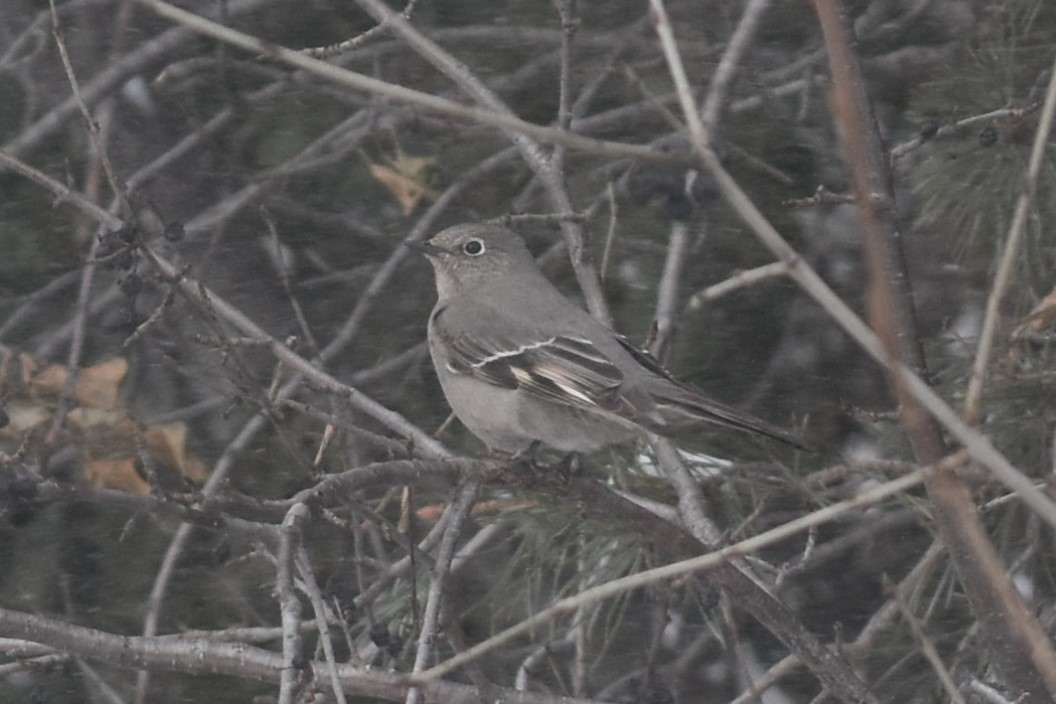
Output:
[[6, 0, 276, 158], [74, 656, 127, 704], [649, 221, 691, 359], [699, 0, 771, 129], [262, 207, 321, 358], [295, 548, 349, 704], [727, 653, 802, 704], [888, 577, 968, 704], [648, 0, 772, 367], [131, 0, 687, 170], [0, 151, 450, 455], [515, 638, 575, 691], [600, 180, 619, 281], [0, 270, 81, 343], [647, 0, 708, 150], [810, 2, 1056, 700], [685, 260, 791, 311], [782, 185, 855, 208], [300, 0, 418, 59], [963, 57, 1056, 424], [412, 452, 954, 686], [406, 480, 481, 704], [625, 2, 1056, 532], [889, 102, 1043, 161], [967, 679, 1018, 704], [350, 0, 613, 325]]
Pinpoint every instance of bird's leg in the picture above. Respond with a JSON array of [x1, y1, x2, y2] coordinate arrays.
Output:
[[549, 452, 581, 480], [508, 440, 543, 469], [503, 443, 582, 483], [496, 441, 546, 487]]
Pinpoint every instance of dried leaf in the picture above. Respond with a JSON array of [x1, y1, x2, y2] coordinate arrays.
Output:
[[364, 145, 438, 216], [85, 458, 150, 494], [76, 358, 129, 410], [1, 400, 51, 435], [67, 407, 128, 430], [30, 364, 68, 396], [369, 162, 430, 215], [19, 352, 37, 387], [1026, 285, 1056, 332], [145, 422, 208, 481], [415, 498, 537, 522]]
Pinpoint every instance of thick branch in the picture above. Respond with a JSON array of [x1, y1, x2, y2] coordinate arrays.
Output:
[[810, 1, 1056, 700], [0, 609, 600, 704]]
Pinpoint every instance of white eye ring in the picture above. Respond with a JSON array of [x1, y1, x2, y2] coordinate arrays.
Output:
[[462, 238, 485, 256]]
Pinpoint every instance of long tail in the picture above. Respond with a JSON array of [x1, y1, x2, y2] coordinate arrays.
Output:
[[613, 336, 811, 450], [651, 383, 812, 451]]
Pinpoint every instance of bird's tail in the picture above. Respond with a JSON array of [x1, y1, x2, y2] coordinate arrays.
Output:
[[612, 336, 810, 450], [650, 383, 811, 451]]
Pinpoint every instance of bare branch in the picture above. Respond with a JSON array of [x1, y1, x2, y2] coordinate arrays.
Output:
[[963, 57, 1056, 423]]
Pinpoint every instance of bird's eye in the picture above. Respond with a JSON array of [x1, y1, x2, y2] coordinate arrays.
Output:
[[462, 238, 485, 256]]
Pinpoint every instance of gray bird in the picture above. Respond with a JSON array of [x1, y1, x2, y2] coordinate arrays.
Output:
[[408, 223, 805, 454]]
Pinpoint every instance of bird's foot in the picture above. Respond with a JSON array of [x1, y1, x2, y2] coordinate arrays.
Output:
[[548, 452, 581, 480], [498, 444, 584, 485], [508, 440, 543, 468]]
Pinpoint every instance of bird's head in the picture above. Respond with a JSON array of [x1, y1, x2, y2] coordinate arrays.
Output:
[[407, 224, 538, 299]]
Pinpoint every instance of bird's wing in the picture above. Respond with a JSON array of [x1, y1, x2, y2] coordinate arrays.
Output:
[[613, 335, 680, 383], [431, 301, 808, 448], [430, 303, 628, 413]]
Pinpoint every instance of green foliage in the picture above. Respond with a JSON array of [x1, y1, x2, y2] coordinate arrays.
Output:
[[910, 0, 1056, 293]]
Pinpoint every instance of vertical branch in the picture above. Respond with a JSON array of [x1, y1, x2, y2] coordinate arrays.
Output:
[[649, 435, 724, 545], [552, 0, 578, 176], [645, 6, 881, 702], [889, 578, 969, 704], [405, 480, 481, 704], [43, 0, 125, 453], [277, 503, 309, 704], [295, 548, 349, 704], [649, 220, 690, 359], [649, 0, 770, 358], [963, 56, 1056, 424], [47, 0, 133, 221], [699, 0, 771, 130], [809, 0, 1056, 700], [647, 0, 707, 151]]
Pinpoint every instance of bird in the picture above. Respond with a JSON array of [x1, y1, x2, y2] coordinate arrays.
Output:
[[407, 223, 806, 454]]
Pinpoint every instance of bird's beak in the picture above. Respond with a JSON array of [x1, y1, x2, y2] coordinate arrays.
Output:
[[404, 240, 450, 257]]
